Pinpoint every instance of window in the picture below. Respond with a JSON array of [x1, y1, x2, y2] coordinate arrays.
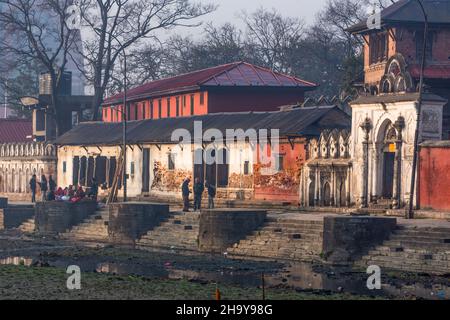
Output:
[[416, 31, 433, 62], [72, 157, 79, 186], [183, 95, 186, 108], [200, 92, 205, 105], [158, 99, 162, 118], [63, 161, 67, 173], [176, 97, 180, 117], [217, 148, 229, 187], [134, 103, 138, 120], [167, 98, 171, 117], [369, 32, 387, 64], [168, 153, 175, 170], [150, 100, 154, 119], [36, 109, 45, 131], [190, 95, 195, 115], [130, 162, 135, 177], [275, 155, 284, 171], [244, 161, 250, 175]]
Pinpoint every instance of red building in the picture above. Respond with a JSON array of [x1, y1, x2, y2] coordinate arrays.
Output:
[[347, 0, 450, 138], [419, 141, 450, 212], [102, 62, 316, 122]]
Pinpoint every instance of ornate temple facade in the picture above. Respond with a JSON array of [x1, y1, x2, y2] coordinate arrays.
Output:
[[300, 129, 352, 207], [303, 0, 450, 210], [0, 142, 57, 201]]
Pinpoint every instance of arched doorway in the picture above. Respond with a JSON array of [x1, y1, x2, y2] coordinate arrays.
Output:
[[308, 181, 315, 207], [323, 182, 331, 206], [339, 182, 346, 207], [381, 124, 397, 199]]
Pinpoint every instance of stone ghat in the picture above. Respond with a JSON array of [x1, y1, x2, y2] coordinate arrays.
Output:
[[227, 216, 324, 262], [356, 225, 450, 275]]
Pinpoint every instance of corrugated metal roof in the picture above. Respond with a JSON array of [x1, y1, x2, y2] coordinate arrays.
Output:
[[347, 0, 450, 34], [0, 119, 33, 143], [103, 62, 317, 105], [54, 106, 350, 146]]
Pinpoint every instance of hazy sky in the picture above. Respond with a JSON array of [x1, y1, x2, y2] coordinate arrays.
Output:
[[165, 0, 329, 37]]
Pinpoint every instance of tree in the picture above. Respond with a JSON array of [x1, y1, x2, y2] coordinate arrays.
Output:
[[0, 0, 78, 135], [241, 8, 306, 73], [71, 0, 216, 120]]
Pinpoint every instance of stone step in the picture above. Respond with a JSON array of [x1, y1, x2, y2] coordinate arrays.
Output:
[[383, 240, 450, 250], [137, 211, 199, 251], [17, 218, 36, 233]]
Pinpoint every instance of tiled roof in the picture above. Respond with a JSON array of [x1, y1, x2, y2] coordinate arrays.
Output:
[[0, 119, 33, 143], [103, 62, 317, 105], [54, 106, 351, 146], [347, 0, 450, 34]]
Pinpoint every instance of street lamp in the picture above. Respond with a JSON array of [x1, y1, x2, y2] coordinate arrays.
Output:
[[110, 34, 128, 202], [407, 0, 428, 219]]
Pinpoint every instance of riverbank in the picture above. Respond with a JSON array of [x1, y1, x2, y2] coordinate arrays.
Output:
[[0, 264, 380, 300]]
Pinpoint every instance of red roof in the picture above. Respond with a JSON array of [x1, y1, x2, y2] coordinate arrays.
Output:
[[103, 61, 317, 105], [0, 119, 33, 143]]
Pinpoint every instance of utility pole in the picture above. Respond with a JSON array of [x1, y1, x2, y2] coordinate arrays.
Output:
[[111, 34, 128, 202], [408, 0, 428, 219]]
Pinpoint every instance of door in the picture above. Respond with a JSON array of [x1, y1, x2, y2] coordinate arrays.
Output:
[[142, 148, 150, 192], [382, 152, 395, 198]]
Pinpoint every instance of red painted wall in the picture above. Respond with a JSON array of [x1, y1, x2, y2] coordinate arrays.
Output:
[[102, 87, 306, 122], [102, 91, 208, 122], [419, 145, 450, 211], [254, 139, 307, 203]]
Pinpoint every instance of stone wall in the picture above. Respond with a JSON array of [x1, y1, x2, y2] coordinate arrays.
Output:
[[35, 200, 97, 234], [0, 206, 34, 229], [108, 202, 169, 245], [198, 209, 267, 253], [419, 141, 450, 212], [322, 216, 397, 263]]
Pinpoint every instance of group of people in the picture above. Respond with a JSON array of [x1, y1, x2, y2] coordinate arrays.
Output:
[[29, 174, 99, 203], [181, 177, 216, 212]]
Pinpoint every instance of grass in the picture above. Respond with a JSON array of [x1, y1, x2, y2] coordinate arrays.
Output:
[[0, 265, 382, 300]]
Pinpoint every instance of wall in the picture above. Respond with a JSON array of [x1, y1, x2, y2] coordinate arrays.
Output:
[[254, 138, 307, 203], [102, 91, 208, 122], [322, 216, 397, 263], [198, 209, 267, 253], [0, 142, 57, 201], [108, 202, 169, 244], [35, 200, 97, 233], [0, 207, 34, 229], [419, 143, 450, 211]]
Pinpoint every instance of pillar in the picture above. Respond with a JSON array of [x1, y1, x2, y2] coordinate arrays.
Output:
[[392, 117, 405, 209], [360, 118, 372, 208]]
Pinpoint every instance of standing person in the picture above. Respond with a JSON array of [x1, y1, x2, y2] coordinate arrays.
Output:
[[39, 175, 48, 202], [48, 175, 56, 193], [29, 174, 37, 203], [193, 178, 204, 211], [89, 178, 99, 200], [206, 181, 216, 209], [181, 177, 191, 212]]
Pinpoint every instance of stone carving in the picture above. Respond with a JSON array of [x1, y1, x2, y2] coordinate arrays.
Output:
[[421, 110, 440, 134], [0, 142, 56, 159]]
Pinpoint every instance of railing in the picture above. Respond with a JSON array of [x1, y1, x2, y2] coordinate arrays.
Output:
[[0, 142, 56, 158]]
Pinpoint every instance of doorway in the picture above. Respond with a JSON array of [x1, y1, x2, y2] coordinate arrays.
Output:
[[382, 152, 395, 198], [142, 148, 150, 192]]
